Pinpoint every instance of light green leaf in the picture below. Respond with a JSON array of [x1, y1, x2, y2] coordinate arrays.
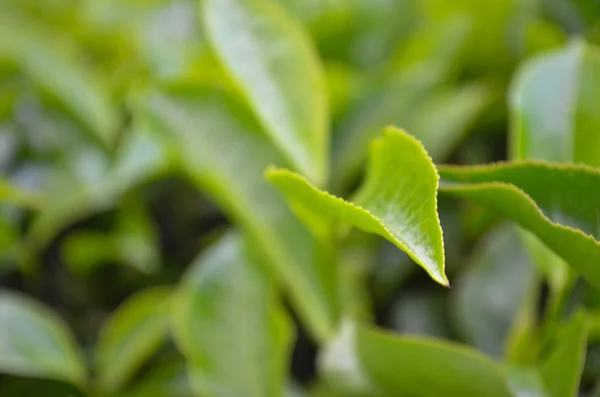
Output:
[[504, 365, 547, 397], [453, 224, 537, 358], [172, 232, 293, 397], [94, 287, 172, 393], [319, 321, 513, 397], [438, 161, 600, 289], [510, 39, 600, 167], [0, 290, 86, 386], [267, 127, 447, 286], [203, 0, 329, 185], [138, 85, 338, 342], [0, 178, 41, 209], [541, 311, 589, 397], [0, 23, 118, 147]]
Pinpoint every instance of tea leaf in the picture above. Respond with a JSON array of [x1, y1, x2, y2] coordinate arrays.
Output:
[[138, 85, 339, 342], [439, 161, 600, 288], [203, 0, 329, 185], [172, 232, 293, 397], [0, 291, 86, 386], [541, 312, 589, 397], [95, 287, 172, 393], [320, 322, 512, 397], [267, 127, 447, 286]]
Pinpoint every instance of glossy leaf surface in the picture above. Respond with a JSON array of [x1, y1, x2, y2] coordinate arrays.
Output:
[[203, 0, 329, 185], [439, 161, 600, 288], [268, 127, 446, 285]]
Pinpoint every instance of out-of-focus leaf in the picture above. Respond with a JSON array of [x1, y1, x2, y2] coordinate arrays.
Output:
[[453, 224, 537, 358], [510, 40, 600, 167], [138, 85, 339, 342], [84, 0, 205, 79], [420, 0, 515, 73], [337, 231, 375, 322], [28, 129, 169, 253], [331, 17, 471, 192], [117, 359, 193, 397], [0, 290, 86, 386], [0, 177, 41, 208], [0, 376, 85, 397], [0, 23, 118, 147], [389, 289, 451, 339], [203, 0, 329, 185], [172, 232, 293, 397], [95, 287, 172, 393], [409, 82, 491, 161], [319, 322, 513, 397], [267, 128, 447, 286], [541, 311, 589, 397], [510, 40, 600, 316], [62, 199, 160, 275], [504, 365, 547, 397], [439, 161, 600, 289]]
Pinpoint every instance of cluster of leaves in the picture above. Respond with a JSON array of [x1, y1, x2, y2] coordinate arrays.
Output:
[[1, 0, 600, 396]]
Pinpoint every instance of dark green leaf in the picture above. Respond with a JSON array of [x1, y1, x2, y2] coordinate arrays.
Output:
[[95, 287, 172, 393], [203, 0, 329, 185], [439, 161, 600, 289], [171, 232, 293, 397]]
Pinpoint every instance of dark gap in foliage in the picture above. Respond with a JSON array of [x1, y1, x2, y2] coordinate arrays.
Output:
[[286, 300, 318, 385], [374, 269, 455, 340], [145, 177, 228, 270], [0, 375, 84, 397]]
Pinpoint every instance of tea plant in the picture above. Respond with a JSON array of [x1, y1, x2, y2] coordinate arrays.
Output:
[[1, 0, 600, 396]]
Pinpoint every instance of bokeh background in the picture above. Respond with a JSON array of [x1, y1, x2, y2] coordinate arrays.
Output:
[[1, 0, 600, 396]]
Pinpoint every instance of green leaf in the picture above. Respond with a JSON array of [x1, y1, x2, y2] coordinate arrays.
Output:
[[319, 322, 513, 397], [438, 161, 600, 289], [510, 40, 600, 167], [331, 16, 472, 193], [541, 311, 589, 397], [116, 359, 193, 397], [267, 127, 447, 286], [94, 287, 172, 393], [0, 177, 41, 209], [0, 290, 86, 386], [202, 0, 329, 185], [28, 128, 169, 253], [62, 199, 161, 275], [453, 225, 537, 358], [504, 365, 547, 397], [137, 85, 339, 342], [171, 232, 293, 397], [0, 22, 119, 147]]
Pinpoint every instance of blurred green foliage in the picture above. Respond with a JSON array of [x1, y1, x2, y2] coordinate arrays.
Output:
[[1, 0, 600, 396]]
